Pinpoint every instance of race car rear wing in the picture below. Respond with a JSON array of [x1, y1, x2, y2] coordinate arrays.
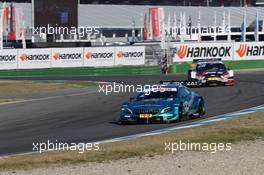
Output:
[[189, 58, 223, 70], [193, 58, 222, 63], [160, 80, 202, 87]]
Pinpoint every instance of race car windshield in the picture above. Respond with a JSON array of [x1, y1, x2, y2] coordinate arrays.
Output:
[[136, 91, 177, 101], [196, 63, 227, 72]]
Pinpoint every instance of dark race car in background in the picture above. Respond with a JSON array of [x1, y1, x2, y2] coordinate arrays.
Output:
[[119, 84, 205, 124], [187, 59, 234, 86]]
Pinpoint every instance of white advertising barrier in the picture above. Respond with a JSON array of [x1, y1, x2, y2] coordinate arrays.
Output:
[[83, 47, 115, 67], [234, 42, 264, 60], [18, 48, 51, 69], [114, 46, 145, 66], [51, 48, 84, 68], [0, 49, 18, 70], [173, 42, 233, 62]]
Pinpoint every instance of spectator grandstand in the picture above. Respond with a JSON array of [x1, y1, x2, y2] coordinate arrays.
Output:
[[2, 2, 262, 29], [1, 0, 264, 45], [0, 0, 259, 7]]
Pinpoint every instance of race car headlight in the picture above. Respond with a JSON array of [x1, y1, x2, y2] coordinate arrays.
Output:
[[121, 107, 133, 114], [161, 107, 172, 113]]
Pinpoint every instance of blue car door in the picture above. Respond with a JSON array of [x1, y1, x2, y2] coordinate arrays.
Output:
[[180, 87, 193, 116]]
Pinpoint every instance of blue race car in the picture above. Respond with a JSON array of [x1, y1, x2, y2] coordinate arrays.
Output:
[[120, 84, 205, 124]]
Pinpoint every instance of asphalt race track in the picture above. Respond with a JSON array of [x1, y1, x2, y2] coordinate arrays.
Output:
[[0, 71, 264, 156]]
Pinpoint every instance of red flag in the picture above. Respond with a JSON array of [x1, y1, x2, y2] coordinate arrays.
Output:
[[143, 13, 148, 40], [4, 7, 9, 32], [8, 3, 16, 40], [150, 8, 160, 37]]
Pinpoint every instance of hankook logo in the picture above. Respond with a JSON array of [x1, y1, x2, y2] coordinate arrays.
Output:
[[86, 52, 91, 60], [176, 45, 232, 59], [117, 51, 123, 59], [19, 54, 49, 61], [53, 53, 59, 60], [53, 53, 82, 60], [236, 44, 264, 58], [176, 45, 188, 59], [20, 54, 27, 61], [85, 52, 114, 60], [116, 51, 144, 59], [236, 44, 247, 58], [0, 55, 16, 62]]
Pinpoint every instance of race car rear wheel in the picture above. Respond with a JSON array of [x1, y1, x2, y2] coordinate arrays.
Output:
[[225, 79, 235, 86], [177, 106, 183, 122], [187, 70, 191, 81], [187, 70, 195, 81], [197, 100, 205, 117], [120, 120, 128, 125]]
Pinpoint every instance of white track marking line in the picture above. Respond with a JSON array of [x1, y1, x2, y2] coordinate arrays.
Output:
[[0, 91, 97, 106]]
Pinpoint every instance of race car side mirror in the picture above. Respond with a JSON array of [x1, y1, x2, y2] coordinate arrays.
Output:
[[189, 63, 195, 70]]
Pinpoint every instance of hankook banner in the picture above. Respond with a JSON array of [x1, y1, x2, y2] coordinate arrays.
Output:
[[3, 42, 264, 70], [234, 42, 264, 60], [0, 49, 18, 70], [173, 43, 233, 62], [18, 48, 51, 69], [115, 46, 145, 66], [84, 47, 115, 67], [51, 48, 83, 68]]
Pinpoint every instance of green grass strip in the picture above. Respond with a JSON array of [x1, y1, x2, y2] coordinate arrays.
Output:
[[0, 60, 263, 77], [0, 66, 160, 77]]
